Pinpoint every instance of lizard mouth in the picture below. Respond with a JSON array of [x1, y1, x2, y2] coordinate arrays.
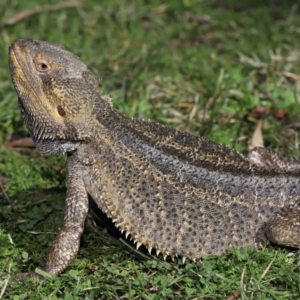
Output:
[[10, 44, 32, 109], [9, 46, 23, 94], [9, 42, 40, 109], [9, 42, 58, 143], [9, 47, 31, 118]]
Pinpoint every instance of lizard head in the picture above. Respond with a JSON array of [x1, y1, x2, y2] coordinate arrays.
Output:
[[9, 38, 102, 154]]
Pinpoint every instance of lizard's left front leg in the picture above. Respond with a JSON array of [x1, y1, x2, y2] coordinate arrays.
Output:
[[45, 159, 88, 275]]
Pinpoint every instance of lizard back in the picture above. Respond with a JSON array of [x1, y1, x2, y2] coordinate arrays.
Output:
[[80, 108, 300, 258]]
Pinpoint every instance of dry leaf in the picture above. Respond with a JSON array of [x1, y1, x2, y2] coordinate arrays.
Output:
[[248, 119, 264, 150], [272, 108, 288, 120], [247, 106, 269, 119]]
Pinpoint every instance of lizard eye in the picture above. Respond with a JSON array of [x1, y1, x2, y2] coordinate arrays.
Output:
[[57, 106, 66, 117], [34, 59, 50, 73]]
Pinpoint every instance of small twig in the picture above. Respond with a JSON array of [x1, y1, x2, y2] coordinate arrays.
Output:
[[0, 279, 9, 299], [23, 198, 49, 208], [259, 251, 277, 281], [27, 231, 57, 235], [0, 181, 10, 204], [188, 95, 199, 123], [0, 263, 11, 299], [4, 137, 34, 148], [3, 1, 83, 26], [226, 289, 241, 300]]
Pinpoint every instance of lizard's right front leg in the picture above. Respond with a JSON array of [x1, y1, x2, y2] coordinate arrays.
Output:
[[44, 160, 88, 275]]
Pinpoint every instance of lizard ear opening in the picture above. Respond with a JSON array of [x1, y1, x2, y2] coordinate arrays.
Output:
[[57, 105, 66, 117]]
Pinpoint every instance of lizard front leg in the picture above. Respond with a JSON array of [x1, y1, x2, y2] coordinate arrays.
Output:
[[44, 158, 88, 275]]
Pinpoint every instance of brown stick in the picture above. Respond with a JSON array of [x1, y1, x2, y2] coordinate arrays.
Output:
[[226, 289, 241, 300], [3, 1, 83, 25]]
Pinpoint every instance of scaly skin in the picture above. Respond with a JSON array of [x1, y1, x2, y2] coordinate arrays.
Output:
[[9, 39, 300, 275]]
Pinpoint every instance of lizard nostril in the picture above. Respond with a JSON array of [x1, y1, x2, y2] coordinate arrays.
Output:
[[57, 105, 66, 117]]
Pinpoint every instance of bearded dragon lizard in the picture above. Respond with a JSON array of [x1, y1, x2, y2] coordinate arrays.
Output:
[[9, 38, 300, 275]]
